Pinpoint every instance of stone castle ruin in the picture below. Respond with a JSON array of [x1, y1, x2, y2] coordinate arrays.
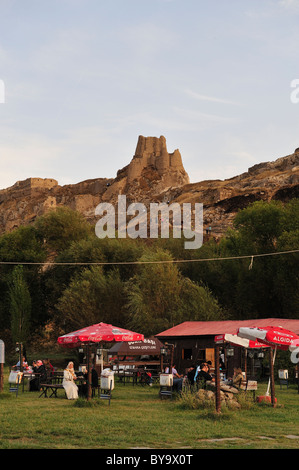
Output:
[[127, 135, 189, 185], [0, 177, 58, 204]]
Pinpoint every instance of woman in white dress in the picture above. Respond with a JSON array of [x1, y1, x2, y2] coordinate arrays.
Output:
[[63, 362, 78, 399]]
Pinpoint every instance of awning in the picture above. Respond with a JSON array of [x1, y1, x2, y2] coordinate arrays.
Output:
[[215, 333, 269, 349], [109, 337, 164, 356]]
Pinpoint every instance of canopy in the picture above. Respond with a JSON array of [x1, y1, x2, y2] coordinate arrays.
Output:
[[57, 322, 144, 349], [215, 333, 269, 349], [109, 337, 164, 356], [237, 326, 299, 351]]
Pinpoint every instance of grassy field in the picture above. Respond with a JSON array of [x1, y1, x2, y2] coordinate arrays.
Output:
[[1, 369, 299, 450]]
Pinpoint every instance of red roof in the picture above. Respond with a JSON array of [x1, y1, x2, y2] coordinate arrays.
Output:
[[156, 319, 299, 338]]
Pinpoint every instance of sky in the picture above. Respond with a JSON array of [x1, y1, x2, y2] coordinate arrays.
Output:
[[0, 0, 299, 190]]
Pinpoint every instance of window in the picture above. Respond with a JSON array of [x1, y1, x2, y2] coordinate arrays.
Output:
[[182, 348, 193, 360]]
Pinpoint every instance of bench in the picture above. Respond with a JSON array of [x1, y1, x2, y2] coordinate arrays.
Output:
[[39, 383, 65, 398], [39, 372, 66, 398]]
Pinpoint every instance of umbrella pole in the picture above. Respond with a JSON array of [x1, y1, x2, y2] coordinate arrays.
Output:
[[266, 346, 277, 397], [214, 345, 221, 414], [268, 347, 276, 407], [87, 344, 92, 401], [100, 350, 103, 374]]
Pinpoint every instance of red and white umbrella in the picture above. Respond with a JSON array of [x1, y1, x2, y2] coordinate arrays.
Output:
[[215, 333, 268, 349], [237, 325, 299, 405], [57, 322, 144, 349], [238, 326, 299, 351], [57, 323, 144, 400]]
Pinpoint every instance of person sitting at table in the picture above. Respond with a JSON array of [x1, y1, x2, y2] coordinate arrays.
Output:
[[14, 356, 28, 370], [165, 364, 183, 393], [197, 363, 215, 388], [30, 360, 47, 391], [193, 362, 203, 383], [187, 364, 196, 386], [138, 367, 153, 386], [63, 362, 78, 400], [43, 358, 55, 376], [78, 367, 99, 397], [91, 368, 99, 389], [227, 368, 243, 390]]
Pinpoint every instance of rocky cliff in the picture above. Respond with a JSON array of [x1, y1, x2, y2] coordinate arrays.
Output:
[[0, 135, 298, 237]]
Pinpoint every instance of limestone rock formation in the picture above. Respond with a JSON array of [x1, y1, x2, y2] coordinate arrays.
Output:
[[0, 137, 298, 237]]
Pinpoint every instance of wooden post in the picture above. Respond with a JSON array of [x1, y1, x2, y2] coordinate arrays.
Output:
[[87, 344, 92, 401], [214, 345, 221, 413], [160, 352, 163, 373], [20, 343, 23, 372], [244, 349, 248, 380], [269, 347, 276, 407], [0, 364, 3, 392], [0, 340, 4, 392]]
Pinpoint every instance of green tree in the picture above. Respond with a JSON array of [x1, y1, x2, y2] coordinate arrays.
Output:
[[274, 228, 299, 317], [0, 226, 47, 331], [179, 277, 224, 322], [233, 200, 285, 252], [126, 249, 223, 336], [185, 199, 299, 319], [126, 249, 182, 336], [0, 225, 46, 263], [56, 266, 127, 331], [42, 237, 145, 332], [9, 265, 31, 351], [35, 207, 93, 252]]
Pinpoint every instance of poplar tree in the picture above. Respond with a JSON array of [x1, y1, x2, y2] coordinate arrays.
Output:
[[9, 265, 31, 368]]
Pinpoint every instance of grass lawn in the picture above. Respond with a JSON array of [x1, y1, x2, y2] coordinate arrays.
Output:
[[1, 369, 299, 450]]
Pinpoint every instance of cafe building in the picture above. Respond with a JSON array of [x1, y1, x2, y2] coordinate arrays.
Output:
[[156, 319, 299, 379]]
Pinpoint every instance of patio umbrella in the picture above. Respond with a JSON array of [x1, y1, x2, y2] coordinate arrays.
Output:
[[237, 325, 299, 406], [57, 323, 144, 399], [238, 326, 299, 351], [215, 333, 268, 350], [215, 333, 269, 381], [58, 322, 144, 348], [108, 336, 164, 357]]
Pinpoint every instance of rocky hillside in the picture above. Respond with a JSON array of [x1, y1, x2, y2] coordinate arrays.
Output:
[[0, 135, 298, 238]]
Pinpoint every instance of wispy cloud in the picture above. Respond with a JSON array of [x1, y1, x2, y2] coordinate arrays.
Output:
[[184, 89, 240, 106], [173, 106, 236, 124], [279, 0, 299, 9]]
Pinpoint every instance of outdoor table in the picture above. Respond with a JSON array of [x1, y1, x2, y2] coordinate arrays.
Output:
[[116, 369, 136, 385]]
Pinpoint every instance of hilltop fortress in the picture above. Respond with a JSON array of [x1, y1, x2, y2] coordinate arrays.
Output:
[[127, 135, 189, 184]]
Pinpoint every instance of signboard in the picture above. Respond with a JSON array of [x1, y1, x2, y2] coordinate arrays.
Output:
[[0, 340, 4, 364]]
